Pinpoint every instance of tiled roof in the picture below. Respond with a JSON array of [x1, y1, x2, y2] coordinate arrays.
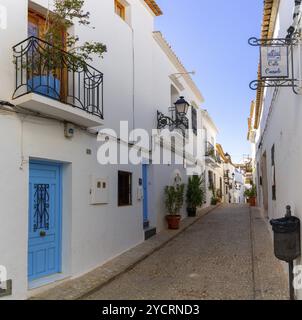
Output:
[[254, 0, 279, 129], [144, 0, 163, 16]]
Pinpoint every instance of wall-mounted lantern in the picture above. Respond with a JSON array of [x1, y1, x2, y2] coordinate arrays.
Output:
[[174, 96, 190, 115], [157, 96, 189, 132]]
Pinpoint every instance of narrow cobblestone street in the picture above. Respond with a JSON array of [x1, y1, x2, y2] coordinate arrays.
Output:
[[83, 205, 288, 300]]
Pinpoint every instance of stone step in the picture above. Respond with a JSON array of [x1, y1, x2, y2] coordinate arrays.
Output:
[[144, 227, 157, 240]]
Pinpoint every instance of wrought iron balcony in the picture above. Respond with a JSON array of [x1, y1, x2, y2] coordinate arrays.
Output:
[[12, 36, 104, 124], [205, 142, 221, 168], [205, 142, 217, 159]]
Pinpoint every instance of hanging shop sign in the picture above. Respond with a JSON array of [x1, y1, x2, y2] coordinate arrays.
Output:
[[260, 46, 289, 78], [249, 37, 300, 94]]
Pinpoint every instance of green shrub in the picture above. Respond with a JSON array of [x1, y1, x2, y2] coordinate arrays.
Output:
[[165, 184, 185, 215], [186, 175, 205, 209], [244, 185, 257, 198]]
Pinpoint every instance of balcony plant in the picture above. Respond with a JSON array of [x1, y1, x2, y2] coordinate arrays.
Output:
[[207, 147, 216, 160], [165, 184, 185, 229], [244, 185, 257, 207], [186, 175, 205, 217], [26, 0, 107, 98]]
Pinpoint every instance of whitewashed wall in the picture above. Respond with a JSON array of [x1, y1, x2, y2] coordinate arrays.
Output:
[[254, 0, 302, 299], [233, 170, 245, 204], [201, 112, 223, 206], [0, 0, 207, 299]]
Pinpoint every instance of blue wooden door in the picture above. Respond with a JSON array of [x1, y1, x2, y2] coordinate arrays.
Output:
[[28, 162, 62, 282], [142, 164, 149, 223]]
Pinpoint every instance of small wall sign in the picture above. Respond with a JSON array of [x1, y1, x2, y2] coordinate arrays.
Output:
[[260, 46, 289, 78]]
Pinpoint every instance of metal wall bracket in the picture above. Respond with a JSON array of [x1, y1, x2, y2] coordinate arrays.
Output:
[[157, 111, 188, 133], [249, 36, 301, 94]]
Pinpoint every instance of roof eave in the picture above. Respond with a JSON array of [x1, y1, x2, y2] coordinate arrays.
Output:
[[144, 0, 163, 16], [254, 0, 280, 129]]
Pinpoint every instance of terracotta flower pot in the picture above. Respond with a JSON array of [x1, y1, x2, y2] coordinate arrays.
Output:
[[166, 215, 181, 230], [249, 197, 256, 207]]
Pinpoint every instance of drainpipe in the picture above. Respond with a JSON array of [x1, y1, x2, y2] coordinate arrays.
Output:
[[287, 0, 302, 38], [131, 27, 135, 135]]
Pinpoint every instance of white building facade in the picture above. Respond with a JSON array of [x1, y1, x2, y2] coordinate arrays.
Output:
[[0, 0, 219, 299], [201, 110, 225, 206], [248, 0, 302, 299]]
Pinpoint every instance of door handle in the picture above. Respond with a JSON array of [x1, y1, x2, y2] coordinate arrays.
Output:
[[40, 231, 46, 237]]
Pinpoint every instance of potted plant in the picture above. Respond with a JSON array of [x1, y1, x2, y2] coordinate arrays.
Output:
[[186, 175, 204, 217], [210, 186, 218, 205], [244, 185, 257, 207], [26, 0, 107, 98], [165, 184, 185, 229], [216, 188, 223, 203]]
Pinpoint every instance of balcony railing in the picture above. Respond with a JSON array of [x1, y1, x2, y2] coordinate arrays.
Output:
[[12, 36, 104, 119], [205, 142, 217, 160]]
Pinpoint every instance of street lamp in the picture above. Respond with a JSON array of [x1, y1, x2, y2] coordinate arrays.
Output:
[[174, 96, 190, 116], [157, 96, 190, 132]]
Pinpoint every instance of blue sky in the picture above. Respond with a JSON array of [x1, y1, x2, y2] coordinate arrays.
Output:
[[155, 0, 263, 163]]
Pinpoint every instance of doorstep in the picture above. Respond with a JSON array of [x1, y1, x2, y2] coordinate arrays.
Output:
[[29, 204, 220, 300], [144, 227, 157, 240]]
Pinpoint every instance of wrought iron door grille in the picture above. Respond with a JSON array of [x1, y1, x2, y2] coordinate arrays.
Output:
[[33, 184, 50, 232]]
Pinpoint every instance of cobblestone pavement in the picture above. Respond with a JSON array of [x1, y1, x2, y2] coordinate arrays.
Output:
[[84, 204, 288, 300]]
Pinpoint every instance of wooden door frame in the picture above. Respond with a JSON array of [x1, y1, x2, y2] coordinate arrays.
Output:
[[28, 9, 68, 102]]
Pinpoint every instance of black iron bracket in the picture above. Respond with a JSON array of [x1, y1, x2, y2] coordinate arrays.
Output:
[[157, 110, 188, 133], [248, 36, 301, 94]]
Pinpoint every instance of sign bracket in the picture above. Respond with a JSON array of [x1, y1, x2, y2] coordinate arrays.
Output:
[[249, 35, 301, 95]]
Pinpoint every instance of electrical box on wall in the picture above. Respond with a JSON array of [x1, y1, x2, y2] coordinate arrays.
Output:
[[64, 123, 75, 138], [90, 176, 109, 205]]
